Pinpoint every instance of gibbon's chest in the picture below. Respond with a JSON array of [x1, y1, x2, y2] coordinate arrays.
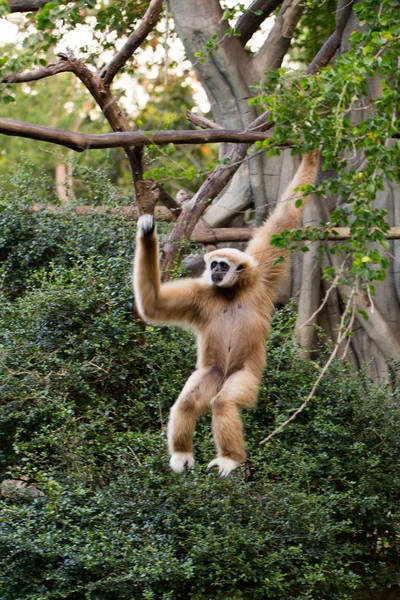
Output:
[[204, 300, 265, 347], [197, 299, 267, 373]]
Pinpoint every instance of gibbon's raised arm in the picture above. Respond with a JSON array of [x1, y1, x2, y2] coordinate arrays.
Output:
[[246, 150, 319, 293], [133, 215, 206, 326]]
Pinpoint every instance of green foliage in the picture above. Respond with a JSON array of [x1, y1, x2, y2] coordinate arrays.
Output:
[[0, 44, 130, 193], [0, 170, 400, 599], [289, 0, 337, 65], [0, 1, 153, 70], [139, 74, 219, 194], [250, 0, 400, 293]]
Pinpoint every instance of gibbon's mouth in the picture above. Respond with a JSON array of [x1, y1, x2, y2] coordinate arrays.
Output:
[[211, 272, 225, 284]]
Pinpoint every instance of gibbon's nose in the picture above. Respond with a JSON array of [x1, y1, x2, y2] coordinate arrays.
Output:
[[211, 272, 224, 283]]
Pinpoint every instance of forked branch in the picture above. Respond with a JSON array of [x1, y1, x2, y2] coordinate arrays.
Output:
[[235, 0, 284, 46]]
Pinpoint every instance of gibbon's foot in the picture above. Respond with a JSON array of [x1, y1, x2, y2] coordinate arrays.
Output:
[[138, 214, 155, 238], [170, 452, 194, 474], [207, 457, 240, 478]]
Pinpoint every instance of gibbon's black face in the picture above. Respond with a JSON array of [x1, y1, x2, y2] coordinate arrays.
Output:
[[210, 260, 231, 284], [205, 248, 256, 288], [206, 256, 246, 288]]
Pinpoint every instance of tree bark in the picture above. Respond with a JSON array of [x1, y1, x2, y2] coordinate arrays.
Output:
[[169, 0, 399, 382]]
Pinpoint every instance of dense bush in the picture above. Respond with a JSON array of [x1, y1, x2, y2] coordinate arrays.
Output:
[[0, 170, 399, 599]]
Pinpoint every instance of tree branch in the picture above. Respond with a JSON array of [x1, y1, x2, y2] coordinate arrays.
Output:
[[30, 203, 174, 220], [159, 138, 266, 274], [152, 183, 182, 217], [7, 0, 47, 12], [260, 286, 358, 444], [235, 0, 284, 46], [252, 0, 305, 78], [0, 118, 277, 150], [193, 226, 400, 243], [307, 0, 355, 75], [1, 55, 73, 84], [25, 207, 400, 241], [100, 0, 164, 86], [186, 110, 223, 130]]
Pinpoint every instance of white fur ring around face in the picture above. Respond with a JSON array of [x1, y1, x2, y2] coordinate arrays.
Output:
[[207, 457, 240, 478], [170, 452, 194, 473], [138, 214, 155, 237]]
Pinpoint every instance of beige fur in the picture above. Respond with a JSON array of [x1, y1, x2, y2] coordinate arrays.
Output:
[[133, 151, 319, 477]]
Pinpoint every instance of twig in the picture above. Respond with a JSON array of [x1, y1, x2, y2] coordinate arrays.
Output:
[[260, 285, 357, 444], [127, 445, 142, 467], [298, 258, 347, 329]]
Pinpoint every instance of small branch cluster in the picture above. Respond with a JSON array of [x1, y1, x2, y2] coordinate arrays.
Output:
[[260, 284, 358, 444], [2, 0, 164, 217]]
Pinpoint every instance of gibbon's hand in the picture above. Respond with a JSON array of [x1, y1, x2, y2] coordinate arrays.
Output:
[[137, 214, 155, 238]]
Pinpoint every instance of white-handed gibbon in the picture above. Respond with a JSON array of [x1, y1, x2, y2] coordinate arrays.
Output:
[[133, 151, 319, 477]]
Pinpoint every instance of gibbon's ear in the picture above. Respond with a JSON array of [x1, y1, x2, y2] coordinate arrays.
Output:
[[137, 214, 155, 238]]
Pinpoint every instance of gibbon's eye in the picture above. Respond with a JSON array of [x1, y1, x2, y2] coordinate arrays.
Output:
[[210, 261, 218, 270], [236, 264, 244, 271], [219, 261, 230, 272]]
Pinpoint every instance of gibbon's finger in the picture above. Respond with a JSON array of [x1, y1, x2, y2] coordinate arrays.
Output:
[[137, 214, 155, 238], [207, 457, 240, 478]]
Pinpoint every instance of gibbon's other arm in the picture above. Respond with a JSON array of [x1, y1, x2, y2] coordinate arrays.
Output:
[[246, 150, 319, 294], [133, 215, 206, 325]]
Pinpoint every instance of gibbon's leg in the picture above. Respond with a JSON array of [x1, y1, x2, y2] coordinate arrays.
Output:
[[168, 368, 222, 473], [207, 369, 260, 478]]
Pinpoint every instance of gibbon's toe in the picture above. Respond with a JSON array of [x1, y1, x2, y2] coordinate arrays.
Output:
[[138, 214, 155, 237], [207, 457, 240, 478], [170, 452, 194, 473]]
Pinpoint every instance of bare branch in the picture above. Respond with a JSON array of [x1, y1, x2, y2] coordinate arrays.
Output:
[[306, 31, 342, 75], [24, 207, 400, 241], [31, 203, 174, 220], [159, 138, 265, 275], [307, 0, 355, 75], [7, 0, 47, 13], [252, 0, 305, 78], [100, 0, 164, 86], [186, 110, 223, 130], [335, 0, 356, 34], [235, 0, 283, 46], [192, 226, 400, 243], [152, 183, 182, 217], [1, 56, 73, 84], [0, 118, 277, 151], [0, 119, 278, 152]]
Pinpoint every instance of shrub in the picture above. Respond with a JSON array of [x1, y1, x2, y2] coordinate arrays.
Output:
[[0, 169, 399, 599]]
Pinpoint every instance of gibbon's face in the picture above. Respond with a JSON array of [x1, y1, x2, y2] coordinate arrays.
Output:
[[204, 249, 255, 288]]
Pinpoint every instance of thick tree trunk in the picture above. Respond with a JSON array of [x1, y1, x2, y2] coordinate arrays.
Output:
[[171, 1, 400, 382], [170, 0, 268, 224]]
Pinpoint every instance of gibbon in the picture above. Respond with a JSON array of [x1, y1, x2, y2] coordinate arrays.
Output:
[[133, 151, 319, 478]]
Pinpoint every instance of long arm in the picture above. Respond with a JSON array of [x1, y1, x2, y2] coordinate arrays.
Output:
[[133, 215, 207, 326], [245, 150, 319, 293]]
